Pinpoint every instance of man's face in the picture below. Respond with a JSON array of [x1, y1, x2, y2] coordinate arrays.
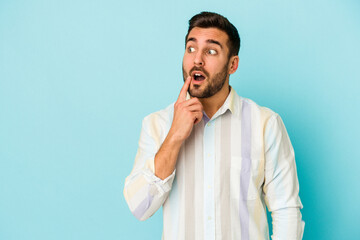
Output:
[[182, 27, 231, 98]]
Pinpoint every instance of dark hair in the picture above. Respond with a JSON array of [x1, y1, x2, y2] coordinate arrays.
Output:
[[185, 12, 240, 57]]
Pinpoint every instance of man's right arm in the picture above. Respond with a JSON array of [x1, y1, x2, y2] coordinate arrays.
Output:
[[155, 76, 203, 180], [123, 112, 177, 221], [124, 77, 203, 220]]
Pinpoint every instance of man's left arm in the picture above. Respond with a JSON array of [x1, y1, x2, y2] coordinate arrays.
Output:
[[263, 114, 305, 240]]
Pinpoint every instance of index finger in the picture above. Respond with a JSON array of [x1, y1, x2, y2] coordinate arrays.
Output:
[[177, 76, 191, 102]]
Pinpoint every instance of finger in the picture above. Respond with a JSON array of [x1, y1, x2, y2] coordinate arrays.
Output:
[[193, 111, 203, 124], [181, 97, 201, 107], [177, 76, 191, 102], [186, 103, 203, 112]]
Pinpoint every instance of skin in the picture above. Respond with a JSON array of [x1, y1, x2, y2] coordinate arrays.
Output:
[[154, 27, 239, 180], [183, 27, 239, 118]]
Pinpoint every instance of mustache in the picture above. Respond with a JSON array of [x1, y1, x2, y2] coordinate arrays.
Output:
[[190, 67, 209, 78]]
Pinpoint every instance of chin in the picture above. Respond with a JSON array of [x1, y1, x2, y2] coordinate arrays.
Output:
[[189, 86, 203, 97], [189, 90, 207, 99]]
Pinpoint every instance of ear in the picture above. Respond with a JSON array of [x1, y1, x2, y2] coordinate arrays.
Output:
[[228, 55, 239, 75]]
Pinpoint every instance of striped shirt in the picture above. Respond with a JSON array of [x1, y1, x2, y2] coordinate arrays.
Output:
[[124, 87, 304, 239]]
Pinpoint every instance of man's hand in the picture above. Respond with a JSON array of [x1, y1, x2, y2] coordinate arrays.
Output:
[[168, 76, 203, 142], [154, 77, 203, 180]]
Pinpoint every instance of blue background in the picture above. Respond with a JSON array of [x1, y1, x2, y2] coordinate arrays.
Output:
[[1, 0, 359, 239]]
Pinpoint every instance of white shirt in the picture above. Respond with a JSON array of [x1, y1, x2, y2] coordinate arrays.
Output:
[[124, 88, 304, 239]]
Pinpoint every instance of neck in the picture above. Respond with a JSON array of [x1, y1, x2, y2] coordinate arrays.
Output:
[[199, 82, 230, 119]]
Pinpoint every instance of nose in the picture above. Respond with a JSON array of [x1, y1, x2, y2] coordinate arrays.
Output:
[[194, 51, 204, 66]]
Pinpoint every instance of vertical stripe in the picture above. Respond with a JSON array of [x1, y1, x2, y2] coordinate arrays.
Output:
[[184, 129, 196, 239], [215, 117, 222, 239], [239, 101, 252, 240], [219, 112, 232, 239], [163, 182, 173, 239], [177, 146, 186, 239], [203, 120, 216, 240], [194, 122, 204, 240], [251, 110, 266, 236], [169, 175, 179, 240], [230, 112, 242, 240]]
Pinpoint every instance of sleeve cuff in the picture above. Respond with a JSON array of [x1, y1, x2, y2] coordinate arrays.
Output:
[[142, 168, 176, 194]]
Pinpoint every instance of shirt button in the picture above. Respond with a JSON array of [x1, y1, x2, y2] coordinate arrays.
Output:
[[207, 122, 211, 127], [207, 153, 211, 157], [208, 216, 212, 220], [208, 185, 211, 189]]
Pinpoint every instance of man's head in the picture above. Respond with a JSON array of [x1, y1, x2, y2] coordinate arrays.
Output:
[[182, 12, 240, 99], [185, 12, 240, 58]]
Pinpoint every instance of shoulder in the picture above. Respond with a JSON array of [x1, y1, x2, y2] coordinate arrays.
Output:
[[245, 97, 277, 115], [236, 96, 285, 138], [142, 102, 175, 131], [232, 90, 278, 125]]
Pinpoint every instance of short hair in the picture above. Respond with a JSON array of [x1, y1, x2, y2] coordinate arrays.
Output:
[[185, 11, 240, 57]]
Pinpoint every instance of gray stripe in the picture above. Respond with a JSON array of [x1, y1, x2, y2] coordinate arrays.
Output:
[[132, 185, 154, 219], [239, 101, 252, 240], [176, 146, 186, 239], [194, 123, 204, 240], [184, 129, 196, 239], [220, 112, 232, 239]]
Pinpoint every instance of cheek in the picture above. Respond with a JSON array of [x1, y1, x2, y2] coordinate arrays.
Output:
[[182, 58, 192, 70], [210, 59, 228, 72]]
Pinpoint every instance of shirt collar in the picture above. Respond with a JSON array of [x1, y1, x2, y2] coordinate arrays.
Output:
[[212, 86, 236, 119], [185, 86, 238, 120]]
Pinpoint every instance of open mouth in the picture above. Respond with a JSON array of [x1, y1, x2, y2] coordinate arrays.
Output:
[[192, 72, 206, 82]]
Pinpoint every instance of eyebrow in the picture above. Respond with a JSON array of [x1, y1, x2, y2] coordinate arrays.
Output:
[[187, 37, 223, 49]]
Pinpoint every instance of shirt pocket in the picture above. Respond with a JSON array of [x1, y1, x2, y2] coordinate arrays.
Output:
[[231, 157, 264, 201]]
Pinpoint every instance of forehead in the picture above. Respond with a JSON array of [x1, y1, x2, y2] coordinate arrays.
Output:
[[186, 27, 229, 45]]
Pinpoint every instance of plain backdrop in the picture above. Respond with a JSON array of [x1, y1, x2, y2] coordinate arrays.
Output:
[[1, 0, 359, 239]]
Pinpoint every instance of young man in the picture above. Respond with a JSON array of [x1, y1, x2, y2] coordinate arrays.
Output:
[[124, 12, 304, 240]]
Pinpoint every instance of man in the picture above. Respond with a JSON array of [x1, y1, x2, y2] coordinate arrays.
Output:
[[124, 12, 304, 240]]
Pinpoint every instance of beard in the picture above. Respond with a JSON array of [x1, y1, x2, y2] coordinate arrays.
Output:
[[182, 62, 229, 98]]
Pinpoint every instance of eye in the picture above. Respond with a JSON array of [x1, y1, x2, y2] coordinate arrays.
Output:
[[208, 49, 217, 55], [188, 47, 195, 53]]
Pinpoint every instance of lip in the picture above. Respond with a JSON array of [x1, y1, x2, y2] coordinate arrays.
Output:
[[191, 71, 206, 85]]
